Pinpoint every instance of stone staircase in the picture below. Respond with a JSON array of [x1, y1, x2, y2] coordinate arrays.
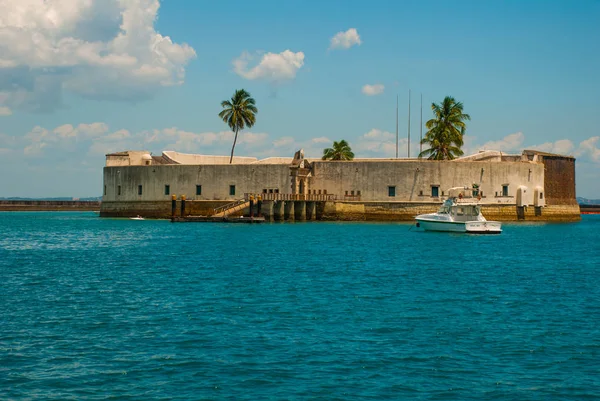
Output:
[[212, 199, 250, 218]]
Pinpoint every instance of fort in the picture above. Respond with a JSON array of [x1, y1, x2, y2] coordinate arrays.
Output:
[[100, 148, 579, 222], [100, 149, 579, 221]]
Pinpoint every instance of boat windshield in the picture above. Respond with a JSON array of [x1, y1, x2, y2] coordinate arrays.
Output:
[[437, 206, 450, 214]]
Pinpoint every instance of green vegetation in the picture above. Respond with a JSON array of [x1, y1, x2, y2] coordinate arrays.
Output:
[[419, 96, 470, 160], [218, 89, 258, 164], [322, 140, 355, 161]]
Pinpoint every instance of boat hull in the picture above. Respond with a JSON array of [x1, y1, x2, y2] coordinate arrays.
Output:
[[415, 218, 501, 234]]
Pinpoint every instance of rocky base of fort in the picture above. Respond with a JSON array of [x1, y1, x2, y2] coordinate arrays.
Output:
[[320, 202, 581, 222], [100, 200, 581, 222]]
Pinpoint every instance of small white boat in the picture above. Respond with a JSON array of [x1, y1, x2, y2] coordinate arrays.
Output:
[[130, 215, 145, 220], [415, 189, 501, 234]]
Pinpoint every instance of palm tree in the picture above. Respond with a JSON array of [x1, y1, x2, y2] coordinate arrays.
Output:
[[419, 96, 470, 160], [322, 140, 355, 160], [219, 89, 258, 164]]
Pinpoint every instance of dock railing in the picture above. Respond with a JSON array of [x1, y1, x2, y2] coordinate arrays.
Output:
[[244, 193, 337, 202]]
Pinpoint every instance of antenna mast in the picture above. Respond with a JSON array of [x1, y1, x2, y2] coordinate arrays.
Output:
[[395, 95, 398, 159], [420, 93, 423, 158], [408, 89, 411, 158]]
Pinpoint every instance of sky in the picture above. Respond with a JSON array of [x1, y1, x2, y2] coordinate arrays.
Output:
[[0, 0, 599, 198]]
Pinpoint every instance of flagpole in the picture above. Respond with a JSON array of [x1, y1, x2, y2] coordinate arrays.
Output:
[[408, 89, 411, 158], [395, 95, 398, 159], [420, 93, 423, 158]]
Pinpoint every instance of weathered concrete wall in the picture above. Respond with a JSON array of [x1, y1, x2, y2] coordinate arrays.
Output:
[[310, 160, 544, 204], [102, 164, 291, 202], [103, 160, 545, 204], [106, 151, 150, 166]]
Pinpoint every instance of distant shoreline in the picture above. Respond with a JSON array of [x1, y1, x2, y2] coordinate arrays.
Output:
[[0, 200, 101, 212]]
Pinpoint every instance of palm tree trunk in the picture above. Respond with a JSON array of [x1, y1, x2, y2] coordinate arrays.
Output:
[[229, 127, 239, 164]]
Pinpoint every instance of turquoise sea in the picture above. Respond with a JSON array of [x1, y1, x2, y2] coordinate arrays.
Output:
[[1, 212, 599, 400]]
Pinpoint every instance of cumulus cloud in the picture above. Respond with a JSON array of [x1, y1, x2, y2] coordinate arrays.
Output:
[[0, 0, 196, 113], [576, 136, 600, 162], [329, 28, 361, 50], [529, 139, 575, 155], [2, 123, 274, 160], [233, 50, 305, 83], [355, 129, 395, 157], [259, 136, 332, 158], [477, 132, 525, 152], [362, 84, 384, 96]]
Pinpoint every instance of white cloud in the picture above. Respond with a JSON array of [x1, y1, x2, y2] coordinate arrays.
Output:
[[0, 0, 196, 113], [233, 50, 305, 83], [354, 128, 424, 158], [362, 84, 384, 96], [0, 106, 11, 116], [273, 137, 295, 148], [576, 136, 600, 162], [529, 139, 575, 155], [329, 28, 361, 50], [477, 132, 525, 152], [239, 132, 268, 146], [311, 137, 331, 144], [355, 129, 395, 157]]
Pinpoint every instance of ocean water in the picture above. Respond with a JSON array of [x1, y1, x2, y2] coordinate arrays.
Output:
[[1, 212, 599, 400]]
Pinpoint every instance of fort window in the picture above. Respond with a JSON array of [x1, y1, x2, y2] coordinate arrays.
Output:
[[118, 185, 121, 196], [357, 190, 361, 196], [351, 190, 355, 196], [275, 189, 279, 194], [324, 190, 327, 195], [388, 186, 396, 197], [540, 192, 544, 199], [318, 190, 321, 194], [431, 186, 439, 197], [345, 190, 348, 195], [164, 185, 170, 195], [104, 185, 106, 196], [138, 185, 143, 195], [502, 185, 509, 197], [196, 185, 202, 196], [269, 189, 273, 193], [263, 189, 267, 193], [419, 190, 423, 196], [229, 185, 236, 196]]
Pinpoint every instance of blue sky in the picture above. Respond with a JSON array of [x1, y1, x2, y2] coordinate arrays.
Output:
[[1, 0, 599, 198]]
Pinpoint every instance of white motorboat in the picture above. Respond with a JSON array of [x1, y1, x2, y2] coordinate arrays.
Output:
[[130, 215, 145, 220], [415, 189, 502, 234]]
